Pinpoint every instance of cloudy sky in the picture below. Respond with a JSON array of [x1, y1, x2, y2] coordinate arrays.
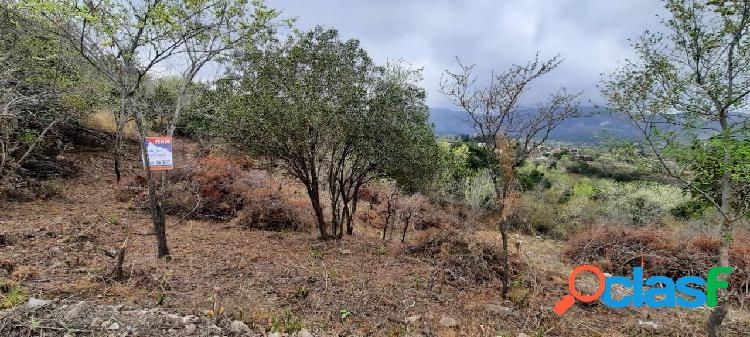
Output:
[[266, 0, 667, 108]]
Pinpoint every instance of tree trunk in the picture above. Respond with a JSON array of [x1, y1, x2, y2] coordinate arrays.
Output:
[[708, 108, 735, 337], [131, 94, 171, 259], [499, 219, 510, 298], [401, 214, 410, 243], [306, 183, 328, 240], [114, 148, 121, 183]]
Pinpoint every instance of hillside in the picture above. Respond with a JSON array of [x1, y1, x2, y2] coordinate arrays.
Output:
[[429, 107, 643, 142], [1, 139, 749, 336]]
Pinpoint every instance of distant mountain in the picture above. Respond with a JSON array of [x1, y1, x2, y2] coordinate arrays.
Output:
[[428, 106, 643, 143]]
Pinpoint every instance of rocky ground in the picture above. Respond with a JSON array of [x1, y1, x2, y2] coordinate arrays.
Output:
[[0, 297, 316, 336]]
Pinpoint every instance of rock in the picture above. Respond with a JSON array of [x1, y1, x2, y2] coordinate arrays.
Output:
[[229, 320, 249, 334], [296, 329, 313, 337], [182, 315, 199, 324], [339, 249, 352, 255], [207, 324, 222, 334], [107, 322, 120, 330], [484, 304, 512, 315], [637, 320, 659, 331], [184, 324, 197, 335], [518, 333, 530, 337], [90, 317, 102, 328], [164, 313, 182, 326], [50, 246, 62, 254], [64, 301, 85, 320], [438, 316, 459, 327], [267, 332, 282, 337], [405, 314, 422, 324], [26, 298, 51, 309]]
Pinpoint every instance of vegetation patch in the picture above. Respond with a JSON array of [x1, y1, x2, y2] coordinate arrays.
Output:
[[567, 226, 750, 305]]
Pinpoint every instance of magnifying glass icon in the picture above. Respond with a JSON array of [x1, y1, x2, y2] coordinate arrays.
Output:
[[553, 265, 606, 315]]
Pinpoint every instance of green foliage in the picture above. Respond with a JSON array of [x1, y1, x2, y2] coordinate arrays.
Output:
[[676, 138, 750, 214], [338, 309, 352, 320], [0, 281, 28, 309], [518, 166, 545, 191], [1, 5, 107, 179], [218, 26, 439, 237], [270, 310, 303, 333]]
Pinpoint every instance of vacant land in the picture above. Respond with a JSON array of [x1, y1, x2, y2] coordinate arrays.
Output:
[[1, 140, 749, 336]]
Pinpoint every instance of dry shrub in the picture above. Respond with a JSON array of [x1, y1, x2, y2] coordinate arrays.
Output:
[[133, 156, 314, 231], [231, 193, 314, 231], [567, 226, 750, 304], [160, 156, 250, 219], [409, 228, 528, 285]]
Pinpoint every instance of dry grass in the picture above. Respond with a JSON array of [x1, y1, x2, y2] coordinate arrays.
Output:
[[83, 109, 140, 140], [1, 140, 749, 336]]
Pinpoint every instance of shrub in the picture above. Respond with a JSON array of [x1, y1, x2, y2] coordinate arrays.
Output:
[[408, 228, 528, 284], [132, 156, 314, 231], [567, 226, 750, 304]]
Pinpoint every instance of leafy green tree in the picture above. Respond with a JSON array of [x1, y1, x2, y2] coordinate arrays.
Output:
[[219, 27, 439, 239], [20, 0, 275, 259], [601, 1, 750, 334], [0, 4, 105, 186]]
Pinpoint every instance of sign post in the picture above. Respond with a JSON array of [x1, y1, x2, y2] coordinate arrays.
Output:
[[143, 136, 174, 170]]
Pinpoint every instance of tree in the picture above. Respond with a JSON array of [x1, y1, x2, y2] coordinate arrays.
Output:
[[601, 1, 750, 334], [440, 53, 580, 298], [220, 27, 439, 239], [0, 4, 105, 186], [20, 0, 274, 259]]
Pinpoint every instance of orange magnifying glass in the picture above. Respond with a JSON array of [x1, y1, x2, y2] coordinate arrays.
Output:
[[553, 265, 606, 315]]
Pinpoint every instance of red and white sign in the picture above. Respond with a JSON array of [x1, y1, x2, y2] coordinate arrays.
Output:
[[143, 136, 173, 170]]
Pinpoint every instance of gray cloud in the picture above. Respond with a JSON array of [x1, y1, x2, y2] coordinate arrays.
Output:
[[268, 0, 666, 108]]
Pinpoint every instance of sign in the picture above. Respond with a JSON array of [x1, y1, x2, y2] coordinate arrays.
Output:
[[553, 264, 733, 315], [143, 136, 173, 170]]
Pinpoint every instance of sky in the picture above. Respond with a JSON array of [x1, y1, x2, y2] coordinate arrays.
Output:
[[265, 0, 667, 109]]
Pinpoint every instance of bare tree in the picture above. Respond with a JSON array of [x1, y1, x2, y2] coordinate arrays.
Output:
[[440, 53, 581, 298]]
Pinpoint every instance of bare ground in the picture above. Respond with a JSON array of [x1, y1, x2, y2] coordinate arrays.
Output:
[[1, 141, 749, 336]]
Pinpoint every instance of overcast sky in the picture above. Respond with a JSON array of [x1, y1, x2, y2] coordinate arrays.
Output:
[[266, 0, 667, 108]]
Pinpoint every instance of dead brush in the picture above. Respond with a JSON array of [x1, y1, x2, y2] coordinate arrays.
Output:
[[567, 226, 750, 306], [408, 228, 529, 285]]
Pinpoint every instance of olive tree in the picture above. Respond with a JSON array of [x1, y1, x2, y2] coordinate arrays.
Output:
[[220, 27, 439, 239], [441, 53, 581, 298], [601, 1, 750, 334]]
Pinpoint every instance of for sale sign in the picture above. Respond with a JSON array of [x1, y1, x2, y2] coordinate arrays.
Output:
[[144, 136, 173, 170]]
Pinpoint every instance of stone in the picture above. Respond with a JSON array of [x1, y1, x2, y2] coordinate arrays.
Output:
[[164, 313, 182, 326], [296, 329, 313, 337], [637, 320, 659, 331], [64, 301, 85, 321], [405, 314, 422, 324], [484, 304, 512, 315], [438, 316, 458, 327], [207, 324, 222, 334], [90, 317, 102, 328], [229, 320, 249, 334], [518, 333, 530, 337], [184, 324, 197, 335], [107, 322, 120, 330], [26, 298, 50, 309], [182, 315, 199, 324], [267, 332, 282, 337]]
